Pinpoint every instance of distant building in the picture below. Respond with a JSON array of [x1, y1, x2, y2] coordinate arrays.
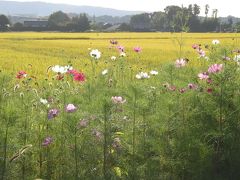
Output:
[[24, 20, 48, 28], [104, 24, 121, 32]]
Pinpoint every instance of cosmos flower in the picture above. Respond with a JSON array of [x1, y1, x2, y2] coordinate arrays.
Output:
[[150, 70, 158, 75], [65, 104, 77, 113], [90, 49, 101, 59], [234, 55, 240, 62], [16, 71, 27, 79], [73, 72, 85, 82], [42, 137, 53, 147], [111, 56, 117, 61], [110, 39, 118, 45], [40, 98, 49, 107], [175, 58, 187, 68], [179, 88, 186, 93], [222, 56, 231, 61], [197, 49, 206, 57], [101, 69, 108, 75], [111, 96, 126, 104], [67, 69, 78, 76], [133, 46, 142, 53], [77, 119, 89, 129], [212, 39, 220, 45], [119, 52, 126, 57], [52, 65, 72, 74], [92, 129, 103, 141], [136, 72, 150, 79], [117, 46, 124, 52], [208, 64, 223, 74], [48, 109, 59, 119], [198, 72, 209, 80], [188, 83, 198, 90], [192, 44, 199, 49]]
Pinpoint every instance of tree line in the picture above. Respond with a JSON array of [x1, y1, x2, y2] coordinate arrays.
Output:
[[0, 4, 240, 32]]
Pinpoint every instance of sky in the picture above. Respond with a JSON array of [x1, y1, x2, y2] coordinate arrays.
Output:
[[9, 0, 240, 17]]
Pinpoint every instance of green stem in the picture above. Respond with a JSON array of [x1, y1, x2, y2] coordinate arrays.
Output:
[[2, 118, 9, 180]]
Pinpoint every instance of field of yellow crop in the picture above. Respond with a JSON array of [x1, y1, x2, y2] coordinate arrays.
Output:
[[0, 32, 239, 76]]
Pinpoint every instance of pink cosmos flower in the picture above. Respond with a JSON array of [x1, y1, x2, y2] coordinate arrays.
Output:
[[77, 119, 88, 129], [133, 47, 142, 53], [175, 58, 187, 68], [73, 72, 85, 82], [65, 104, 77, 113], [179, 88, 186, 93], [111, 96, 126, 104], [192, 44, 199, 49], [188, 83, 198, 90], [16, 71, 27, 79], [42, 137, 53, 147], [92, 129, 103, 141], [208, 64, 223, 74], [198, 72, 209, 80], [197, 49, 206, 57], [67, 69, 78, 76], [117, 45, 124, 52], [168, 85, 176, 91], [48, 109, 59, 119]]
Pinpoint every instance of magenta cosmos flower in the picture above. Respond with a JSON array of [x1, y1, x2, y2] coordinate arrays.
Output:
[[198, 72, 209, 80], [133, 47, 142, 53], [48, 109, 59, 119], [111, 96, 126, 104], [42, 137, 53, 147], [208, 64, 223, 74], [65, 104, 77, 113], [16, 71, 27, 79], [73, 72, 85, 82]]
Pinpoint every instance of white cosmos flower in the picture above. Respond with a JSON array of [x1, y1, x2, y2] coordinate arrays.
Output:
[[234, 55, 240, 62], [40, 98, 50, 107], [52, 65, 72, 74], [40, 98, 48, 105], [119, 52, 126, 57], [102, 69, 108, 75], [212, 39, 220, 45], [90, 49, 101, 59], [111, 56, 117, 60], [136, 72, 150, 79], [150, 70, 158, 75]]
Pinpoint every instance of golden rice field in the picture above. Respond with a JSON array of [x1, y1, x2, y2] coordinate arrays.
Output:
[[0, 32, 239, 75]]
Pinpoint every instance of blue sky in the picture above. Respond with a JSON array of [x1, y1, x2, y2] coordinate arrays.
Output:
[[10, 0, 240, 17]]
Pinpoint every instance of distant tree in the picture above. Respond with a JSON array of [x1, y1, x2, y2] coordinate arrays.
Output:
[[193, 4, 200, 16], [212, 9, 218, 19], [151, 11, 167, 31], [164, 5, 182, 31], [48, 11, 70, 29], [71, 13, 90, 32], [205, 4, 210, 18], [201, 18, 220, 32], [12, 22, 24, 31], [130, 13, 152, 31], [118, 23, 131, 31], [0, 14, 10, 31]]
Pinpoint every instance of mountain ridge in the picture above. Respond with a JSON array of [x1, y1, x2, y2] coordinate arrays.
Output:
[[0, 0, 143, 17]]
